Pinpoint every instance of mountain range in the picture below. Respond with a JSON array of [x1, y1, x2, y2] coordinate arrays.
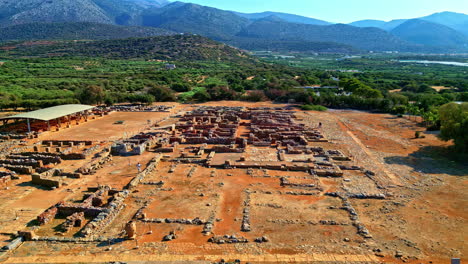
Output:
[[0, 0, 467, 53], [350, 12, 468, 36]]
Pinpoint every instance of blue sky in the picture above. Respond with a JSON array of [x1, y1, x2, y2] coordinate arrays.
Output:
[[176, 0, 468, 23]]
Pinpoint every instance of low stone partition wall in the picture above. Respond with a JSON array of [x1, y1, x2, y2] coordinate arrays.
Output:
[[42, 140, 93, 147], [211, 146, 244, 153], [126, 154, 162, 189], [76, 148, 111, 175], [0, 133, 28, 140], [0, 159, 43, 168], [284, 191, 318, 196], [241, 191, 251, 232], [60, 153, 87, 160], [266, 219, 349, 226], [21, 152, 60, 157], [314, 165, 343, 177], [209, 235, 248, 244], [39, 168, 81, 179], [58, 205, 104, 218], [31, 174, 61, 188], [18, 151, 87, 161], [142, 217, 205, 225], [31, 236, 108, 243], [202, 212, 216, 236], [326, 150, 351, 161], [82, 186, 109, 207], [31, 168, 82, 188], [325, 192, 374, 239], [37, 206, 58, 225], [7, 154, 61, 165], [339, 165, 361, 170], [348, 193, 386, 199], [79, 190, 129, 238], [58, 212, 85, 234], [187, 166, 197, 178], [154, 147, 175, 153], [141, 181, 164, 186], [280, 177, 317, 189], [0, 171, 15, 180], [81, 144, 101, 157]]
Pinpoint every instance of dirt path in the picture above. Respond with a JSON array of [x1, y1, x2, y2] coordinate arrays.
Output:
[[302, 111, 402, 187], [341, 122, 402, 186]]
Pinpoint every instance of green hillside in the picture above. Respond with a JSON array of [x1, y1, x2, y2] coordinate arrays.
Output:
[[0, 22, 174, 42], [2, 34, 256, 62]]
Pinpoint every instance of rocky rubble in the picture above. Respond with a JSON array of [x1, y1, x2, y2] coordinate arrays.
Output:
[[142, 217, 205, 225], [208, 235, 248, 244]]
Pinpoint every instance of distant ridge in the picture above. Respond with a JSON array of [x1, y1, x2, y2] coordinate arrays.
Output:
[[420, 11, 468, 36], [349, 11, 468, 36], [234, 11, 331, 25], [236, 20, 421, 51], [391, 19, 468, 48], [1, 0, 467, 52], [349, 20, 387, 28]]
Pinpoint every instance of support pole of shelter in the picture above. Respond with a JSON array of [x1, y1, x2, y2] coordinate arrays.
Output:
[[27, 119, 31, 133], [47, 121, 50, 131]]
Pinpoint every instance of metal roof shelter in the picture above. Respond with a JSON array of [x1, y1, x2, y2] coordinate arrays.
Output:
[[1, 104, 95, 132]]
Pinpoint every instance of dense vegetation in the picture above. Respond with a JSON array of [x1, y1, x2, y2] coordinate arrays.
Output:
[[439, 102, 468, 153], [1, 35, 253, 62], [0, 22, 174, 42], [1, 35, 467, 151], [301, 105, 328, 111], [227, 37, 359, 54]]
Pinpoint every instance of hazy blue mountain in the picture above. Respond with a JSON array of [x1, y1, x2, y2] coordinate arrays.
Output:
[[380, 19, 409, 31], [349, 11, 468, 36], [349, 19, 387, 28], [349, 18, 407, 31], [237, 20, 419, 51], [234, 11, 331, 25], [391, 19, 468, 49], [420, 11, 468, 36]]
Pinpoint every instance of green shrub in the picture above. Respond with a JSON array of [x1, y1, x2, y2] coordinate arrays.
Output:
[[415, 131, 420, 138], [301, 104, 328, 111]]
